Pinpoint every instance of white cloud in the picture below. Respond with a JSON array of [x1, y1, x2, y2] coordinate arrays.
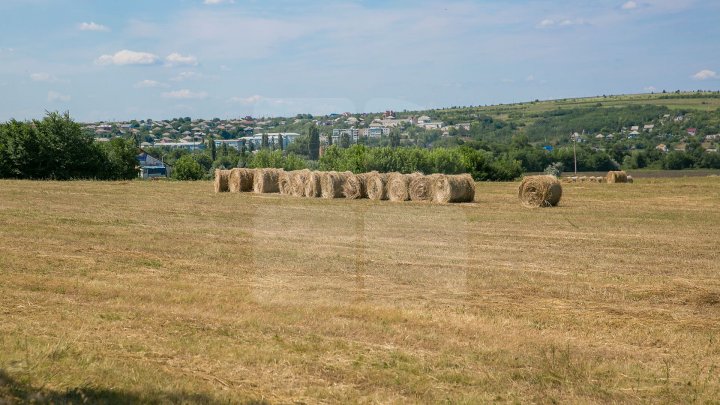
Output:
[[162, 89, 208, 99], [203, 0, 235, 4], [538, 19, 555, 28], [644, 85, 657, 91], [47, 91, 71, 102], [622, 1, 638, 10], [692, 69, 718, 80], [171, 71, 202, 81], [134, 79, 167, 88], [78, 22, 110, 32], [165, 53, 198, 66], [526, 75, 535, 82], [96, 50, 159, 66], [228, 95, 263, 104], [30, 73, 57, 82]]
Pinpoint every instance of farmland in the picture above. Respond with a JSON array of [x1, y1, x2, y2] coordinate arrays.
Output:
[[1, 177, 720, 403]]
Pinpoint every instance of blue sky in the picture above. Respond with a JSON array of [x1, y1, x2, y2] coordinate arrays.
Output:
[[1, 0, 719, 122]]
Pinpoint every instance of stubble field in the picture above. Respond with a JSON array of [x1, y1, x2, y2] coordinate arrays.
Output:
[[1, 177, 719, 403]]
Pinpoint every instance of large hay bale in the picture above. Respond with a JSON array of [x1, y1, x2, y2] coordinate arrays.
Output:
[[278, 170, 295, 195], [387, 172, 411, 202], [433, 174, 475, 203], [606, 170, 628, 183], [304, 171, 322, 198], [214, 169, 230, 193], [291, 169, 311, 197], [409, 174, 438, 201], [320, 171, 345, 199], [518, 175, 562, 208], [252, 168, 283, 193], [342, 172, 368, 199], [228, 168, 255, 192], [364, 171, 387, 201]]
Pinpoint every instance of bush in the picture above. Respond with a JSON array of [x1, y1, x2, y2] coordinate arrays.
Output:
[[172, 155, 205, 180]]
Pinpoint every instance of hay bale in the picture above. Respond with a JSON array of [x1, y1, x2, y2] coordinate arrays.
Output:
[[606, 170, 628, 183], [587, 176, 597, 183], [278, 170, 294, 195], [320, 171, 345, 199], [433, 174, 475, 203], [214, 169, 230, 193], [304, 171, 322, 198], [627, 175, 634, 183], [387, 172, 412, 202], [291, 169, 311, 197], [579, 176, 588, 182], [364, 171, 387, 201], [228, 168, 255, 192], [518, 175, 562, 208], [596, 176, 605, 183], [409, 174, 439, 201], [342, 172, 368, 199], [252, 168, 283, 193]]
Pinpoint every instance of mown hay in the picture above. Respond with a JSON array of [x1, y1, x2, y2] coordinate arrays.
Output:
[[304, 171, 322, 198], [518, 175, 562, 208], [291, 169, 311, 197], [228, 168, 254, 192], [364, 171, 387, 201], [253, 168, 282, 193], [606, 170, 628, 183], [320, 171, 345, 199], [627, 175, 634, 184], [433, 174, 475, 203], [214, 169, 230, 193], [343, 172, 368, 199], [596, 176, 606, 183], [409, 174, 439, 201], [387, 172, 411, 202], [587, 176, 598, 183]]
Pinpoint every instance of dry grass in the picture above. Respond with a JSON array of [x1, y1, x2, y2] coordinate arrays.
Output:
[[1, 177, 720, 403]]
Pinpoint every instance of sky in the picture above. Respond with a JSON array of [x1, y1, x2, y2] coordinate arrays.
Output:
[[1, 0, 719, 122]]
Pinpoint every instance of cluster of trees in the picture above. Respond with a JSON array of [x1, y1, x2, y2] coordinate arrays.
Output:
[[0, 112, 138, 180]]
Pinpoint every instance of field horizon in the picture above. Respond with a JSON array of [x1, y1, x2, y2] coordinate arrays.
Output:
[[1, 177, 719, 403]]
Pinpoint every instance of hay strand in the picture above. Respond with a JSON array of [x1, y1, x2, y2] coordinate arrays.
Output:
[[518, 175, 562, 208], [432, 174, 475, 203]]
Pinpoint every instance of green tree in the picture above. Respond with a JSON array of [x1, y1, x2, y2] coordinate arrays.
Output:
[[340, 133, 351, 148], [261, 133, 269, 149], [102, 138, 138, 180], [172, 155, 205, 180], [308, 125, 320, 160]]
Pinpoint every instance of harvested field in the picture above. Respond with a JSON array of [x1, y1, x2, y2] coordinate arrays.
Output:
[[1, 178, 720, 403]]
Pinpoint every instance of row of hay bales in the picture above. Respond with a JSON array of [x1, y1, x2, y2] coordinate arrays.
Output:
[[562, 171, 633, 184], [215, 168, 476, 203]]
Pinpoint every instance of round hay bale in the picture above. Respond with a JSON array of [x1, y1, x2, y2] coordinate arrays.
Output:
[[570, 176, 578, 183], [214, 169, 230, 193], [342, 172, 368, 199], [579, 176, 588, 182], [320, 171, 345, 199], [518, 175, 562, 208], [587, 176, 597, 183], [304, 171, 322, 198], [228, 168, 255, 192], [291, 169, 311, 197], [409, 174, 438, 201], [252, 168, 282, 193], [433, 174, 475, 203], [364, 171, 387, 201], [606, 170, 628, 183], [596, 176, 605, 183], [387, 172, 411, 202], [627, 175, 634, 184]]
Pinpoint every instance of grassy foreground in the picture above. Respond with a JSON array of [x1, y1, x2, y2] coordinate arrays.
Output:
[[1, 177, 719, 403]]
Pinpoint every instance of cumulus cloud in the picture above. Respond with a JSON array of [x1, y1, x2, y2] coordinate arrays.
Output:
[[537, 18, 585, 28], [96, 50, 159, 66], [228, 95, 263, 104], [644, 85, 657, 91], [165, 52, 199, 67], [203, 0, 235, 4], [162, 89, 208, 99], [134, 79, 166, 88], [692, 69, 718, 80], [30, 73, 57, 82], [171, 71, 202, 81], [622, 1, 638, 10], [78, 22, 110, 32], [47, 91, 71, 102]]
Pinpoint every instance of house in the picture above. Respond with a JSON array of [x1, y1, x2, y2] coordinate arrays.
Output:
[[155, 142, 205, 151], [656, 143, 668, 153], [674, 115, 685, 122], [630, 125, 640, 132], [137, 152, 168, 179], [243, 132, 302, 150], [595, 134, 605, 139], [687, 128, 697, 136], [332, 128, 360, 143], [643, 124, 655, 132], [417, 115, 432, 124]]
